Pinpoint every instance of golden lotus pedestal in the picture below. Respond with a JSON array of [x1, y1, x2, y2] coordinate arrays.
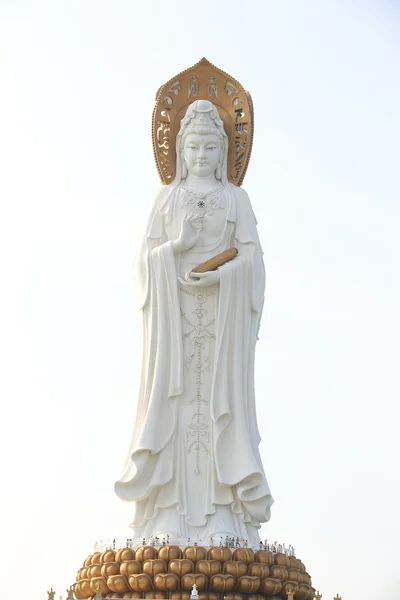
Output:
[[73, 545, 315, 600]]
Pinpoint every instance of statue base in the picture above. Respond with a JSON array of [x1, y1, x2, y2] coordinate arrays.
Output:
[[72, 544, 315, 600]]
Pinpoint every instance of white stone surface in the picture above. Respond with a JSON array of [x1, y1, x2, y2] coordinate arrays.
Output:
[[115, 100, 273, 547]]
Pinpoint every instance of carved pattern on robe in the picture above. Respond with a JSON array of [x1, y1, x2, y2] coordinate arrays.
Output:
[[180, 289, 215, 474]]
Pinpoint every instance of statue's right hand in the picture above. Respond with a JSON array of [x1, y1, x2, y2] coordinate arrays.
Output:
[[173, 213, 201, 253]]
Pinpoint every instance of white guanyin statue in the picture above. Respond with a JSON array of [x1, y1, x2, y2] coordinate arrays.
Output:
[[115, 98, 273, 547]]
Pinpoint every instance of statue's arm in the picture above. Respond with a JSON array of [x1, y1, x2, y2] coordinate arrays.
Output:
[[190, 188, 265, 300], [133, 186, 201, 305]]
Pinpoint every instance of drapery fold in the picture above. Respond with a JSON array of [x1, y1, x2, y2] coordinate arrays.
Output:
[[115, 183, 273, 536]]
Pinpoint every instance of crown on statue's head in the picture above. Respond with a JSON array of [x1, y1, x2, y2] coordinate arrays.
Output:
[[191, 113, 216, 129], [187, 100, 219, 131]]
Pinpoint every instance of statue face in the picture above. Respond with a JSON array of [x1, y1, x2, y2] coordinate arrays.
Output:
[[183, 133, 221, 177]]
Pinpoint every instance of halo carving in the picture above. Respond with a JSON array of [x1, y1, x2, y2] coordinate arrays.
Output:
[[152, 57, 254, 186]]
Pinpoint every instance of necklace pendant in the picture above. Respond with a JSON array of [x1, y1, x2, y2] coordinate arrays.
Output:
[[181, 186, 224, 223]]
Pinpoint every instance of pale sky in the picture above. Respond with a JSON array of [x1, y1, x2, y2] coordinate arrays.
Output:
[[0, 1, 399, 599]]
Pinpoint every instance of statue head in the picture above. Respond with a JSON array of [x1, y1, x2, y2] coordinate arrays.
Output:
[[177, 100, 228, 180]]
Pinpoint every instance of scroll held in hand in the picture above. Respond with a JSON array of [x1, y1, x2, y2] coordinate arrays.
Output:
[[191, 247, 238, 274]]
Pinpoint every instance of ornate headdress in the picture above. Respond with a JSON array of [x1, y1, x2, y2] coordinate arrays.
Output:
[[152, 58, 254, 187], [185, 109, 216, 129]]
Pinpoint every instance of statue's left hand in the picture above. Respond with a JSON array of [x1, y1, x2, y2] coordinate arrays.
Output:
[[189, 270, 220, 286]]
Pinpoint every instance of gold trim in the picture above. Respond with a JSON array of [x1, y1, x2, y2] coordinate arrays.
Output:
[[152, 58, 254, 186]]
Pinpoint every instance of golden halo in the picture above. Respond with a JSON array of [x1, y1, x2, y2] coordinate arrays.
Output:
[[152, 58, 254, 187]]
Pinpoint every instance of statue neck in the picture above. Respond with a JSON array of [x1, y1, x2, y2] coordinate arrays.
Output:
[[184, 173, 221, 192]]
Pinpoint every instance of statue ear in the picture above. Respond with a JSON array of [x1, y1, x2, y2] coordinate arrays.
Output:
[[182, 162, 188, 178], [215, 163, 222, 180]]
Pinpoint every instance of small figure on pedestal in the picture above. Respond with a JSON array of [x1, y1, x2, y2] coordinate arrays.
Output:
[[285, 588, 295, 600], [190, 584, 199, 600]]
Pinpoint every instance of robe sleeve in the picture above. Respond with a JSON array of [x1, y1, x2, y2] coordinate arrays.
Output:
[[233, 186, 266, 314], [133, 186, 170, 310]]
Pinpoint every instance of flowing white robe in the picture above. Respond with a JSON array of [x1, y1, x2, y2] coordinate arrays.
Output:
[[115, 182, 273, 545]]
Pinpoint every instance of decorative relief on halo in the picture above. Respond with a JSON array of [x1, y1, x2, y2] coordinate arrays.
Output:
[[188, 75, 199, 99], [152, 58, 254, 186]]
